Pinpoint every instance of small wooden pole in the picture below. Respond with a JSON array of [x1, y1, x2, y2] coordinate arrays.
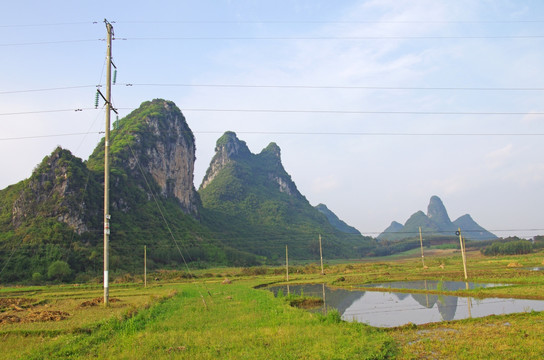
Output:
[[285, 245, 289, 282], [419, 227, 425, 268], [319, 234, 324, 275], [144, 245, 147, 288], [458, 227, 468, 280], [322, 283, 327, 314]]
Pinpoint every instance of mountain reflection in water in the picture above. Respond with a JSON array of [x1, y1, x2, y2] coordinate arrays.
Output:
[[268, 283, 544, 327]]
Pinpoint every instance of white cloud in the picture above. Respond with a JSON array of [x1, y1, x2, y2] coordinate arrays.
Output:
[[485, 144, 513, 169]]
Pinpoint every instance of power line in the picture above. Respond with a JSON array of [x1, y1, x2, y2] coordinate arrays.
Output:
[[3, 83, 544, 95], [5, 34, 542, 47], [1, 130, 542, 143], [3, 20, 543, 27], [120, 35, 544, 41], [193, 130, 544, 137], [0, 108, 95, 116], [117, 83, 544, 91], [0, 21, 99, 28], [177, 108, 544, 116], [117, 20, 544, 25], [3, 107, 543, 117], [0, 85, 97, 95], [0, 131, 104, 141], [0, 39, 101, 47]]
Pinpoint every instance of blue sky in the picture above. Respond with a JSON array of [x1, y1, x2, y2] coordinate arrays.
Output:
[[1, 0, 543, 238]]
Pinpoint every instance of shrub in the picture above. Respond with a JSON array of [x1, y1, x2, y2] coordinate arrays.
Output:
[[31, 272, 43, 284], [47, 260, 72, 281]]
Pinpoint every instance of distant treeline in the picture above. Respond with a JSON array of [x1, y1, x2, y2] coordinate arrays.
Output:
[[480, 236, 544, 256], [371, 236, 456, 257], [372, 235, 544, 258]]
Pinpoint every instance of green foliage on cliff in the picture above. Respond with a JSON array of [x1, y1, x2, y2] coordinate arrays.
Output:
[[199, 132, 375, 262], [0, 100, 259, 284]]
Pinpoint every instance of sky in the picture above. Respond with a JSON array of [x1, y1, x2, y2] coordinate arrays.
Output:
[[1, 0, 543, 238]]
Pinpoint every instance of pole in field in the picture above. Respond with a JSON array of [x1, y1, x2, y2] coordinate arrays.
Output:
[[419, 227, 426, 268], [285, 245, 289, 282], [457, 228, 468, 280], [103, 19, 113, 307], [144, 245, 147, 288], [319, 234, 324, 275]]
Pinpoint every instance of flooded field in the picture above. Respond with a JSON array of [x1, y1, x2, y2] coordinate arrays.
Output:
[[363, 280, 507, 291], [269, 283, 544, 327]]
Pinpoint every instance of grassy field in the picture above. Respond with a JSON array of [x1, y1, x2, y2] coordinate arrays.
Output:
[[1, 249, 543, 359]]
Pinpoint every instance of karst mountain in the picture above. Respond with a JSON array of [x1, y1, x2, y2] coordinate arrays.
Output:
[[0, 99, 370, 282], [378, 195, 497, 241]]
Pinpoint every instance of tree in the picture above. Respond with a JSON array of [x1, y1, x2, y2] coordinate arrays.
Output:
[[47, 260, 72, 282]]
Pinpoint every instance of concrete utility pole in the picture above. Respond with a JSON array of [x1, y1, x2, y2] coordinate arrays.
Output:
[[103, 19, 113, 307]]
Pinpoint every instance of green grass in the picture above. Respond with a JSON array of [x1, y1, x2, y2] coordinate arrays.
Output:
[[2, 249, 544, 359], [17, 282, 394, 359]]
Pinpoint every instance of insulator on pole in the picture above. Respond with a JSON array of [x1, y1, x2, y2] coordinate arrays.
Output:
[[113, 69, 117, 85], [95, 91, 100, 108]]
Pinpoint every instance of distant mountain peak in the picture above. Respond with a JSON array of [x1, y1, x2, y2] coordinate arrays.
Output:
[[11, 146, 98, 234], [216, 131, 251, 160], [427, 195, 451, 225], [453, 214, 497, 240], [315, 203, 361, 235], [198, 132, 372, 260], [200, 131, 251, 190], [379, 195, 497, 241], [261, 142, 281, 158]]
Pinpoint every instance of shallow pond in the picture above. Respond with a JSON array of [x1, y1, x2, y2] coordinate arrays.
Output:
[[268, 283, 544, 328], [524, 267, 544, 271], [363, 280, 506, 291]]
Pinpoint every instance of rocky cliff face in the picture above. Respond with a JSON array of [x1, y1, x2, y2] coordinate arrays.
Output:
[[126, 100, 200, 215], [259, 142, 302, 198], [200, 131, 251, 190], [11, 147, 99, 234], [200, 132, 302, 199], [88, 99, 200, 217]]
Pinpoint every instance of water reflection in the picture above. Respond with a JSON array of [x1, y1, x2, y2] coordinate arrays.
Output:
[[268, 284, 544, 327], [364, 280, 506, 291], [524, 267, 544, 271]]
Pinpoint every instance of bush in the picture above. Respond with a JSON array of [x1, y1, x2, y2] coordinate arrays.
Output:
[[319, 309, 342, 324], [47, 260, 72, 282], [31, 272, 43, 284]]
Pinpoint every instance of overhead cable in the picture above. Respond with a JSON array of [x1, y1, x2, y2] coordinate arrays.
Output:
[[0, 131, 104, 141], [120, 35, 544, 41], [177, 108, 544, 116], [116, 83, 544, 91]]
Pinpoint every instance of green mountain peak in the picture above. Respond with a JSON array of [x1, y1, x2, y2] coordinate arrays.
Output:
[[199, 132, 374, 260], [88, 99, 200, 215]]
